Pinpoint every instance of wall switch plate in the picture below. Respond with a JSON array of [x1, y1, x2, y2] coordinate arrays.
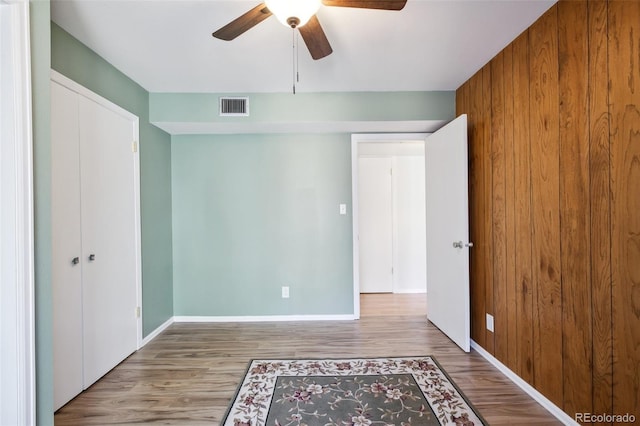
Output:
[[282, 286, 289, 298], [339, 204, 347, 215], [486, 313, 494, 332]]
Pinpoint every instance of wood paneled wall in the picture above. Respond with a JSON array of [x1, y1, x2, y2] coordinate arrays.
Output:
[[456, 0, 640, 420]]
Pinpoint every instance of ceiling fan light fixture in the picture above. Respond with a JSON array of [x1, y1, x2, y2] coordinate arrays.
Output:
[[265, 0, 321, 28]]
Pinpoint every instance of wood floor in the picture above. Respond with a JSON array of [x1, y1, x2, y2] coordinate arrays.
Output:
[[54, 294, 561, 425], [360, 292, 427, 317]]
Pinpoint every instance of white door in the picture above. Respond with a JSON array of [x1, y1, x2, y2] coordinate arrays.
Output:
[[392, 156, 427, 293], [358, 157, 393, 293], [51, 81, 84, 410], [79, 96, 139, 387], [425, 115, 470, 352]]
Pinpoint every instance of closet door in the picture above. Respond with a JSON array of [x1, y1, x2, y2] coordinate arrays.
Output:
[[51, 81, 84, 410], [392, 156, 427, 293], [78, 96, 138, 387], [358, 156, 393, 293]]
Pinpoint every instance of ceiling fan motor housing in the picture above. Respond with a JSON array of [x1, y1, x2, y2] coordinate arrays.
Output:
[[286, 16, 301, 28], [265, 0, 321, 28]]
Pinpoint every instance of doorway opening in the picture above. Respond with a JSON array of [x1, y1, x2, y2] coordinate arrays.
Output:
[[351, 133, 430, 319]]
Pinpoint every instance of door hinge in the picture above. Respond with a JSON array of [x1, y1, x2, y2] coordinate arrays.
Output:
[[136, 306, 141, 318], [132, 141, 138, 153]]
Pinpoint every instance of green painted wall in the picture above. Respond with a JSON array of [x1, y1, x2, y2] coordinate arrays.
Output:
[[50, 23, 174, 336], [31, 1, 53, 423], [172, 134, 354, 316], [150, 91, 455, 125]]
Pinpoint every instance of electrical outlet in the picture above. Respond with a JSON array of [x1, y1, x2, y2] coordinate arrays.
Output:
[[486, 313, 494, 332], [339, 204, 347, 215], [282, 286, 290, 298]]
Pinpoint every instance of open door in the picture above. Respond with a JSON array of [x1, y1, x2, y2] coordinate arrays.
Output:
[[425, 115, 471, 352]]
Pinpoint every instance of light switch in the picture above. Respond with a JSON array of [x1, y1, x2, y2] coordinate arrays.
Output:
[[339, 204, 347, 215]]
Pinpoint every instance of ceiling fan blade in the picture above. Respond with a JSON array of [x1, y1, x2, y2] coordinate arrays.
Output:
[[212, 3, 272, 41], [298, 15, 333, 60], [322, 0, 406, 10]]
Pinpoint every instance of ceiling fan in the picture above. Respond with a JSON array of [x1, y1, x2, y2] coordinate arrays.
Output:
[[212, 0, 407, 60]]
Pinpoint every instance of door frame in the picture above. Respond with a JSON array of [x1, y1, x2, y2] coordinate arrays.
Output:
[[0, 1, 35, 424], [50, 69, 143, 347], [351, 133, 430, 319]]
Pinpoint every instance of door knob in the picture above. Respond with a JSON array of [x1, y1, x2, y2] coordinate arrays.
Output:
[[88, 254, 96, 261], [71, 257, 80, 265], [453, 241, 473, 249]]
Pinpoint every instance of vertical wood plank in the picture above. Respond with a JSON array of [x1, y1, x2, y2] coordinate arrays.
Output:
[[557, 0, 592, 415], [503, 43, 518, 373], [482, 63, 495, 355], [512, 30, 535, 385], [468, 72, 487, 348], [609, 0, 640, 416], [456, 80, 468, 117], [491, 51, 508, 364], [588, 0, 613, 416], [455, 0, 640, 417], [528, 5, 563, 406]]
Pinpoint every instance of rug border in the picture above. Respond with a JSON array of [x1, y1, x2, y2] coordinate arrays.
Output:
[[221, 356, 489, 426], [428, 356, 489, 426]]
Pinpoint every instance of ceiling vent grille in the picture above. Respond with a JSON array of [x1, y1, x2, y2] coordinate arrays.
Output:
[[219, 97, 249, 116]]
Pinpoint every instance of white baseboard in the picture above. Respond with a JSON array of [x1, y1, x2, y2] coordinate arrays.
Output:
[[140, 317, 174, 348], [139, 314, 356, 347], [470, 340, 578, 426], [393, 289, 427, 294], [173, 314, 357, 323]]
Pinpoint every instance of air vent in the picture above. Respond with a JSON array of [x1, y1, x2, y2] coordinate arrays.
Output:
[[219, 97, 249, 116]]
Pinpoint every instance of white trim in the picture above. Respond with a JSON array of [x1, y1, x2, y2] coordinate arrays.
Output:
[[393, 289, 427, 294], [50, 69, 143, 350], [0, 1, 35, 425], [51, 70, 138, 122], [173, 314, 357, 323], [140, 317, 174, 347], [350, 140, 361, 318], [131, 118, 142, 349], [470, 340, 578, 426], [139, 314, 358, 347], [350, 133, 432, 318]]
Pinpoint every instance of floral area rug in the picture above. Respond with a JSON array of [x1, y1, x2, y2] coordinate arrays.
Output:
[[222, 357, 487, 426]]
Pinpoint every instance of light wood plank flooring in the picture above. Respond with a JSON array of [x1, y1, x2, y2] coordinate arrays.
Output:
[[55, 294, 561, 425], [360, 292, 427, 317]]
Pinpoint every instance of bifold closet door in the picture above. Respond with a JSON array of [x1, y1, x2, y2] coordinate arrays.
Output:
[[78, 96, 138, 388], [51, 81, 84, 411], [52, 77, 140, 410]]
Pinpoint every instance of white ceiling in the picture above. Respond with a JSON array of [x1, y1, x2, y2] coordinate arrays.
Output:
[[51, 0, 556, 94]]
